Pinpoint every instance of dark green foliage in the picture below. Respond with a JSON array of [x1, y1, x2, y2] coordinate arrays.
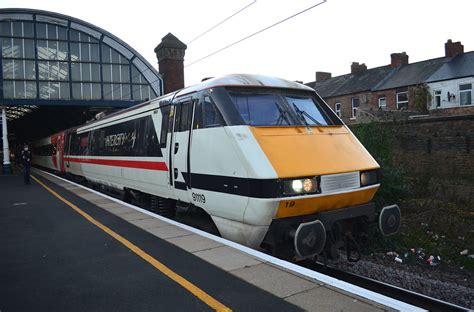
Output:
[[410, 84, 431, 113], [350, 122, 410, 207]]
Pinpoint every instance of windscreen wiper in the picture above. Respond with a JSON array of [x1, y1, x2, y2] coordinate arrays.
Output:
[[292, 103, 323, 126], [275, 102, 291, 125]]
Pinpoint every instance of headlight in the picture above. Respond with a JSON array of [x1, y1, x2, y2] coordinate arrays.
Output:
[[360, 170, 379, 187], [283, 177, 319, 195]]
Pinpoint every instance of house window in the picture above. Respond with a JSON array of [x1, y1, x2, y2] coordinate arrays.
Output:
[[434, 90, 441, 108], [460, 83, 472, 106], [351, 98, 359, 119], [335, 103, 341, 117], [378, 97, 386, 108], [396, 92, 408, 109]]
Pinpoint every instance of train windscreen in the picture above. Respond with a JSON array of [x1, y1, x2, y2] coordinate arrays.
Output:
[[227, 90, 334, 127]]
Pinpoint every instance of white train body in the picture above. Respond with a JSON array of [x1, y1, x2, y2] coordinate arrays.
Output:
[[33, 74, 398, 259]]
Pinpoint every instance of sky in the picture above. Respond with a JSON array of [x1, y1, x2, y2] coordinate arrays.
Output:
[[1, 0, 473, 88]]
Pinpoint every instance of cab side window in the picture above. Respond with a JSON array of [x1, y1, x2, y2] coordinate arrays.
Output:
[[203, 95, 224, 127], [160, 106, 170, 148], [179, 101, 192, 132]]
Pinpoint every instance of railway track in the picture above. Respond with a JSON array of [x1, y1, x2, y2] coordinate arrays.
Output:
[[303, 261, 471, 312]]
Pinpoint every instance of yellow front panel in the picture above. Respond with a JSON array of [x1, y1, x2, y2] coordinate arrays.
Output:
[[250, 126, 379, 178], [276, 186, 379, 218]]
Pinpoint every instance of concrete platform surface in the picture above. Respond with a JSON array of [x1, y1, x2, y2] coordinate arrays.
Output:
[[0, 169, 412, 311]]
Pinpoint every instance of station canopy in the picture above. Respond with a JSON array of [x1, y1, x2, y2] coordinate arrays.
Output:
[[0, 8, 163, 143]]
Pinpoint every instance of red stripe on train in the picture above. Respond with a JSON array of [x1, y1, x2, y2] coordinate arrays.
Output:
[[63, 157, 169, 171]]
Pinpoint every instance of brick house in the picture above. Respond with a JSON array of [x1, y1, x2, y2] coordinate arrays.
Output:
[[306, 40, 474, 123]]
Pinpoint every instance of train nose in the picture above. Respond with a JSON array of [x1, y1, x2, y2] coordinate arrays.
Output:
[[379, 204, 401, 236], [294, 220, 326, 258]]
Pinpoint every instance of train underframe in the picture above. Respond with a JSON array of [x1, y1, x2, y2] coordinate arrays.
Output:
[[261, 203, 401, 262]]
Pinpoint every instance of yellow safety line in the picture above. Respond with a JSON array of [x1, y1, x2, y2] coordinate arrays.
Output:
[[31, 175, 231, 312]]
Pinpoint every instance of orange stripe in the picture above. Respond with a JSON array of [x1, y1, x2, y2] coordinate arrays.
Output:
[[276, 186, 379, 218]]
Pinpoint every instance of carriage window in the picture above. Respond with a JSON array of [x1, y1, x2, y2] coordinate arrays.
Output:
[[203, 95, 224, 127], [145, 117, 161, 155], [85, 116, 161, 157], [78, 132, 90, 156]]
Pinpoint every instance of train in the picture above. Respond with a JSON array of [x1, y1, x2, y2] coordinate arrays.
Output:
[[32, 74, 400, 261]]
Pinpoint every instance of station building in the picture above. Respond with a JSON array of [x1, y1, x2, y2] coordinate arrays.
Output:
[[0, 8, 187, 173]]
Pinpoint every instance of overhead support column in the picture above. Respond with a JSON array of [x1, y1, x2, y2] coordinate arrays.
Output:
[[1, 107, 11, 174]]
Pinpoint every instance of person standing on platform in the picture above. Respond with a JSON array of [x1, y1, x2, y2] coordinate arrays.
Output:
[[21, 144, 32, 184]]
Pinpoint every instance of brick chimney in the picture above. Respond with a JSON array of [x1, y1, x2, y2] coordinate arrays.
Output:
[[390, 52, 409, 67], [351, 62, 367, 75], [445, 39, 464, 58], [155, 33, 187, 94], [316, 71, 332, 82]]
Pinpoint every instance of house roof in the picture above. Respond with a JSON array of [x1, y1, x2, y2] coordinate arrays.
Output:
[[306, 74, 349, 98], [307, 50, 474, 98], [373, 57, 448, 91], [306, 65, 395, 98], [425, 51, 474, 83]]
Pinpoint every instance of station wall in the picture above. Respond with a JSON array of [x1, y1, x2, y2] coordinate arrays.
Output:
[[350, 115, 474, 203]]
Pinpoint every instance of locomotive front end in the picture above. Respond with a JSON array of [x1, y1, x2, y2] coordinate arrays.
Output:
[[250, 125, 399, 260], [209, 77, 400, 261]]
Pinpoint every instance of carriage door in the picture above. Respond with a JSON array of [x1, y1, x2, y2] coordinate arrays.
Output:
[[171, 97, 194, 201]]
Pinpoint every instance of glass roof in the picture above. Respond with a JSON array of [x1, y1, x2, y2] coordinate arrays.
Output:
[[0, 8, 163, 109]]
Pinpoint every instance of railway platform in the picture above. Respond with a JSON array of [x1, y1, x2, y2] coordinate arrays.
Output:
[[0, 169, 421, 311]]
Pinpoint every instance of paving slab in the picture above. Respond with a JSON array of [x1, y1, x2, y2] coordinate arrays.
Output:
[[193, 246, 262, 272], [98, 202, 123, 208], [71, 188, 90, 195], [129, 218, 169, 229], [88, 197, 113, 205], [98, 203, 134, 214], [79, 193, 105, 201], [285, 286, 383, 312], [60, 184, 80, 190], [166, 234, 223, 253], [119, 211, 151, 221], [145, 225, 193, 239], [322, 284, 396, 312], [231, 263, 318, 298]]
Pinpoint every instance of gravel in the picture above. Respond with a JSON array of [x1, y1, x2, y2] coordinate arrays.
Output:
[[327, 254, 474, 309]]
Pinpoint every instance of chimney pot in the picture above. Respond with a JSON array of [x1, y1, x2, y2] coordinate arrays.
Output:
[[445, 39, 464, 58], [351, 62, 367, 75], [316, 71, 332, 82], [390, 52, 409, 67]]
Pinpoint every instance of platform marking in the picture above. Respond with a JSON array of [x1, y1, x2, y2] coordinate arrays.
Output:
[[13, 202, 28, 206], [31, 175, 231, 312]]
